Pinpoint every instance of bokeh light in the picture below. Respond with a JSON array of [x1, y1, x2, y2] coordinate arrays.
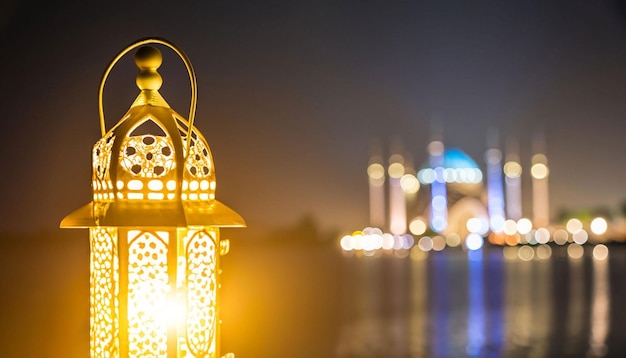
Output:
[[567, 243, 584, 259], [590, 217, 608, 235], [409, 218, 427, 235], [388, 162, 405, 179], [566, 218, 583, 234], [503, 219, 517, 236], [553, 229, 568, 245], [518, 246, 534, 261], [418, 236, 433, 252], [466, 218, 482, 233], [535, 228, 551, 244], [400, 174, 420, 193], [516, 218, 533, 235], [593, 244, 609, 260], [446, 233, 461, 248], [536, 244, 552, 260], [503, 161, 522, 178], [432, 236, 446, 251], [531, 163, 549, 180], [573, 229, 588, 245], [465, 233, 484, 251]]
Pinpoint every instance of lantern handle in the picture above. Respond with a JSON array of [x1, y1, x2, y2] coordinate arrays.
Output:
[[98, 37, 197, 155]]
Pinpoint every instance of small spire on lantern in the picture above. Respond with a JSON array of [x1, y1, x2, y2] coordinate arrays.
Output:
[[132, 46, 169, 108]]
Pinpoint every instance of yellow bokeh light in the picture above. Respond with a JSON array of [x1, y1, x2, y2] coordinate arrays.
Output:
[[388, 162, 405, 178], [590, 217, 608, 235], [367, 163, 385, 180], [503, 161, 522, 178], [409, 218, 427, 236], [400, 174, 420, 193], [566, 218, 583, 234], [531, 163, 549, 179], [445, 233, 461, 247]]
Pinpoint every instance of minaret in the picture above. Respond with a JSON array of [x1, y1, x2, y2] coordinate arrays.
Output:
[[531, 135, 550, 228], [485, 131, 505, 233], [429, 140, 447, 233], [367, 143, 386, 229], [503, 138, 523, 221], [388, 145, 407, 235]]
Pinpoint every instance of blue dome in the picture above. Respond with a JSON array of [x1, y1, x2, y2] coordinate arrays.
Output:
[[441, 148, 479, 169]]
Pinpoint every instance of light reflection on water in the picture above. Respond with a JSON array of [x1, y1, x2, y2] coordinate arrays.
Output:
[[337, 245, 617, 358]]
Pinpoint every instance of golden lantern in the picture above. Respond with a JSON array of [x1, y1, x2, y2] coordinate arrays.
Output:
[[60, 38, 245, 358]]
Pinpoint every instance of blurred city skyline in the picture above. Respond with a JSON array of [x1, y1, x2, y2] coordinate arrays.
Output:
[[1, 1, 626, 238]]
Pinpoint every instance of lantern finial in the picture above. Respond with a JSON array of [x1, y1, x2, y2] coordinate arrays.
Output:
[[135, 46, 163, 91]]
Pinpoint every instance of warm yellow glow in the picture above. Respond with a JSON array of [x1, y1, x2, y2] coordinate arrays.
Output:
[[503, 161, 522, 178], [367, 163, 385, 179], [516, 218, 533, 235], [409, 218, 427, 235], [147, 179, 163, 191], [128, 179, 143, 190], [190, 180, 199, 191], [590, 217, 608, 235], [566, 218, 583, 234], [200, 180, 210, 190], [166, 180, 176, 190], [167, 193, 175, 200], [388, 162, 404, 178], [200, 193, 210, 201], [531, 163, 549, 179], [128, 193, 144, 200], [148, 192, 165, 200], [210, 181, 216, 190], [400, 174, 420, 193], [183, 180, 189, 190], [189, 193, 199, 201]]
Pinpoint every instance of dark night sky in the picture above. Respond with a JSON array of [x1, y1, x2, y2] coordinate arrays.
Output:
[[1, 1, 626, 238]]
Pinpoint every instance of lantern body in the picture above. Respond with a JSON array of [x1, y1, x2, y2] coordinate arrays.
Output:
[[61, 41, 244, 358], [89, 227, 223, 357]]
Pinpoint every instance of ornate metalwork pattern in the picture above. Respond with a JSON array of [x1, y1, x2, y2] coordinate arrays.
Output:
[[93, 132, 115, 201], [185, 229, 218, 356], [185, 134, 212, 179], [175, 116, 216, 202], [90, 227, 119, 358], [120, 133, 176, 178], [127, 230, 170, 358]]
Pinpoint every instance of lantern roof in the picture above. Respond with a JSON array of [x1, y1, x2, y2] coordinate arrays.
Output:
[[61, 44, 245, 228]]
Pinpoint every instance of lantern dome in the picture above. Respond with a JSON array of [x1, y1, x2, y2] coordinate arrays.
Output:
[[61, 45, 245, 228]]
